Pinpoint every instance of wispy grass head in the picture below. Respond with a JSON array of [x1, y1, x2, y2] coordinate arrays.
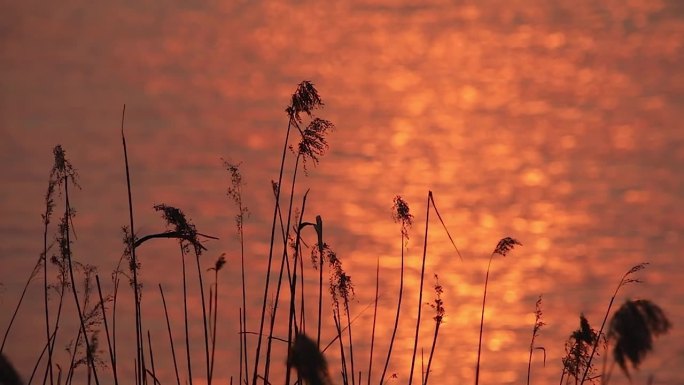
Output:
[[392, 195, 413, 239], [562, 314, 598, 382], [293, 118, 335, 171], [324, 245, 354, 311], [428, 274, 445, 324], [153, 204, 203, 255], [532, 295, 545, 340], [608, 299, 671, 378], [50, 145, 80, 189], [288, 333, 331, 385], [618, 262, 649, 288], [208, 253, 227, 272], [287, 81, 323, 123], [223, 160, 249, 232], [493, 237, 522, 256]]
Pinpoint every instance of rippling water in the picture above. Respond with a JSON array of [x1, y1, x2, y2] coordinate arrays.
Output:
[[1, 1, 683, 384]]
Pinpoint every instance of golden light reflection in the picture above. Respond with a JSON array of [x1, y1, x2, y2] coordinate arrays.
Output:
[[1, 1, 682, 385]]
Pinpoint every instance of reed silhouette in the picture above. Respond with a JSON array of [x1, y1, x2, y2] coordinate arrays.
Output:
[[0, 82, 673, 385]]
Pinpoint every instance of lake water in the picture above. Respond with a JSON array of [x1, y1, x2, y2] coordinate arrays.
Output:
[[1, 1, 682, 384]]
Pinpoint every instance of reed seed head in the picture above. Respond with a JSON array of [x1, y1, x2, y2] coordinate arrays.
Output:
[[493, 237, 522, 256], [392, 195, 413, 239], [294, 118, 335, 171], [562, 314, 598, 382], [608, 299, 671, 378], [286, 81, 324, 123], [153, 204, 203, 255], [288, 333, 332, 385]]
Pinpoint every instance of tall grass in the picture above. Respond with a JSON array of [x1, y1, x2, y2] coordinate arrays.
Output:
[[0, 82, 674, 385]]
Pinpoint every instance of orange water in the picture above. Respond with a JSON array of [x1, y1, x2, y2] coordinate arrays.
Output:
[[1, 1, 682, 384]]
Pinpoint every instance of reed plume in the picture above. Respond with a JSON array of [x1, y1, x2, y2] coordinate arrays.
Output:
[[606, 299, 670, 381], [379, 196, 413, 385], [288, 334, 332, 385], [475, 237, 522, 385], [579, 263, 648, 385], [423, 274, 444, 385], [527, 295, 546, 385], [560, 314, 597, 385]]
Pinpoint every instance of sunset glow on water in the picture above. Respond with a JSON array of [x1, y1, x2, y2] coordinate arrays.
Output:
[[1, 1, 683, 385]]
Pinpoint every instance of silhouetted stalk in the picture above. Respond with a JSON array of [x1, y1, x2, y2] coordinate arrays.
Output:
[[284, 192, 310, 385], [255, 81, 327, 385], [120, 105, 144, 385], [380, 195, 413, 385], [239, 308, 244, 385], [63, 181, 100, 385], [408, 192, 432, 385], [147, 331, 158, 385], [28, 331, 57, 385], [238, 196, 249, 385], [423, 275, 444, 385], [43, 267, 66, 385], [316, 222, 324, 349], [367, 257, 379, 385], [158, 284, 181, 385], [192, 248, 211, 385], [579, 263, 648, 385], [527, 295, 545, 385], [41, 180, 56, 385], [65, 324, 82, 385], [475, 237, 521, 385], [179, 245, 193, 385], [344, 297, 356, 385], [299, 243, 307, 333], [475, 252, 494, 385], [333, 309, 349, 385], [0, 260, 41, 354], [208, 254, 225, 382], [264, 155, 304, 385], [95, 275, 117, 385], [252, 116, 293, 385]]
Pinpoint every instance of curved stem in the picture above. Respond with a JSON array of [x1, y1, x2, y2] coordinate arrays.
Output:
[[475, 254, 494, 385], [408, 191, 431, 385]]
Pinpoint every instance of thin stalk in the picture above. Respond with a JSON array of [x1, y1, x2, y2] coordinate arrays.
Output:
[[193, 249, 211, 385], [111, 271, 120, 373], [408, 191, 431, 385], [147, 331, 158, 385], [159, 284, 181, 385], [579, 265, 646, 385], [65, 324, 82, 385], [210, 268, 220, 381], [379, 218, 407, 385], [474, 255, 494, 385], [367, 257, 380, 385], [181, 246, 193, 385], [239, 308, 244, 385], [333, 309, 349, 385], [344, 300, 356, 385], [264, 155, 304, 385], [0, 260, 41, 354], [63, 180, 100, 385], [121, 104, 144, 385], [42, 272, 66, 385], [95, 275, 117, 385], [28, 330, 56, 385], [423, 323, 440, 385], [253, 117, 293, 385], [42, 182, 55, 385], [317, 230, 324, 349], [284, 192, 311, 385], [240, 249, 249, 382]]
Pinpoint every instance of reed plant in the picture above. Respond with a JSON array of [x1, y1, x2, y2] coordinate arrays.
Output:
[[0, 81, 676, 385]]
